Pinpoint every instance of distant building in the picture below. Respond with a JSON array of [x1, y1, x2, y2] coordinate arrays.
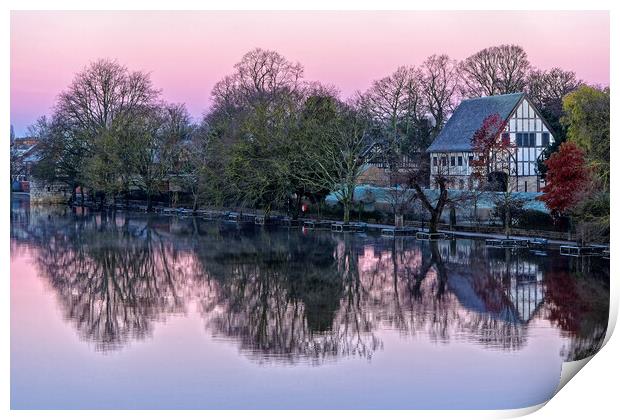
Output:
[[12, 136, 38, 149], [359, 141, 421, 187], [426, 93, 555, 192], [10, 136, 41, 191]]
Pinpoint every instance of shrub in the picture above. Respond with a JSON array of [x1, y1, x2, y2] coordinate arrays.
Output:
[[514, 209, 556, 230]]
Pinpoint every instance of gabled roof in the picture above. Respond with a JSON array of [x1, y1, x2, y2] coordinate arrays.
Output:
[[360, 141, 386, 158], [426, 92, 525, 153]]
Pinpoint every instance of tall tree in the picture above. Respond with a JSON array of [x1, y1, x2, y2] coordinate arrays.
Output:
[[561, 85, 610, 190], [34, 59, 160, 197], [128, 105, 186, 211], [460, 45, 530, 97], [528, 68, 583, 178], [212, 48, 306, 214], [421, 54, 460, 140], [358, 66, 428, 153], [83, 128, 125, 207], [56, 59, 160, 137], [296, 103, 371, 224], [527, 68, 582, 117], [29, 115, 84, 202], [289, 89, 341, 218], [158, 103, 194, 201], [175, 126, 212, 212]]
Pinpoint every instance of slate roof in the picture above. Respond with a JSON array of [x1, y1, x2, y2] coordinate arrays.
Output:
[[427, 92, 525, 153]]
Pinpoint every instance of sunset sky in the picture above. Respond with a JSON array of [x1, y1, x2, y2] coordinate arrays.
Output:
[[10, 10, 610, 136]]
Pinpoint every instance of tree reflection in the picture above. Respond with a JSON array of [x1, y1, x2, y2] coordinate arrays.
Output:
[[359, 240, 526, 350], [544, 257, 609, 361], [23, 211, 195, 351], [11, 196, 609, 362], [195, 231, 382, 363]]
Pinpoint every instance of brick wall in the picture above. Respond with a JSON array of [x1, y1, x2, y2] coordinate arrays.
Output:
[[29, 179, 71, 204]]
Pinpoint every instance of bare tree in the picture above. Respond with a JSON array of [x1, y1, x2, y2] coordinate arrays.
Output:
[[34, 59, 161, 199], [407, 159, 450, 234], [56, 59, 160, 137], [384, 171, 417, 227], [461, 45, 530, 97], [358, 66, 426, 149], [210, 48, 307, 215], [421, 54, 461, 139], [527, 67, 582, 112], [212, 48, 305, 113], [235, 48, 304, 99]]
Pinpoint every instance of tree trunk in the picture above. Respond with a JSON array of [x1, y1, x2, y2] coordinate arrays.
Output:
[[412, 178, 447, 234], [429, 210, 439, 233], [505, 202, 511, 238], [293, 194, 302, 220], [431, 190, 448, 234], [70, 185, 77, 205], [395, 213, 404, 228], [449, 206, 456, 230], [474, 199, 479, 228], [343, 201, 350, 224], [192, 194, 199, 211], [146, 194, 153, 212], [80, 187, 85, 205]]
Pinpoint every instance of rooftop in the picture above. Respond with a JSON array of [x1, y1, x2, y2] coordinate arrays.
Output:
[[426, 92, 525, 153]]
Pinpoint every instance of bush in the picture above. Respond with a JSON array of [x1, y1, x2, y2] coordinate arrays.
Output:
[[514, 209, 556, 230]]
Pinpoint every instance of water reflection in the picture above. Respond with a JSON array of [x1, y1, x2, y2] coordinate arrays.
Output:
[[11, 197, 609, 362]]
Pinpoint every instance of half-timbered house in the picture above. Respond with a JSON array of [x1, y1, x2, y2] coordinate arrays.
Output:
[[427, 93, 554, 192]]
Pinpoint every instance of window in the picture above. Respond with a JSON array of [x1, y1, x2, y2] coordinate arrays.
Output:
[[433, 156, 438, 166], [457, 156, 463, 166], [468, 155, 473, 165], [441, 157, 447, 166], [451, 156, 455, 166], [502, 132, 510, 142], [517, 133, 537, 147], [542, 132, 550, 147]]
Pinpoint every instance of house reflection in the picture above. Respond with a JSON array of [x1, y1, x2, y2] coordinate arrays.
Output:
[[10, 197, 608, 362]]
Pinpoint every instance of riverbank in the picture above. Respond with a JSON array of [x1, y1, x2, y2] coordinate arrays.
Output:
[[57, 197, 608, 249]]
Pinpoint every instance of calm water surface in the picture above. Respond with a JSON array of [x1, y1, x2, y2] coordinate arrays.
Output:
[[10, 196, 609, 409]]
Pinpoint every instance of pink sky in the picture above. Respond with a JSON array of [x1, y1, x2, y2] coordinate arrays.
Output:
[[11, 10, 609, 136]]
